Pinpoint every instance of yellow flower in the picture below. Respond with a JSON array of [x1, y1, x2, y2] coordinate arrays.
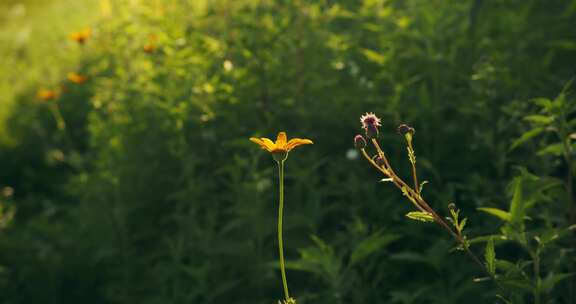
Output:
[[250, 132, 313, 154]]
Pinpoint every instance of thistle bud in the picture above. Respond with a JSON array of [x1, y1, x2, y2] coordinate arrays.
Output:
[[398, 124, 410, 135], [354, 134, 367, 150], [375, 156, 385, 167], [397, 123, 415, 141]]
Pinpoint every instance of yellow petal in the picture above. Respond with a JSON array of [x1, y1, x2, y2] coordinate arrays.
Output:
[[286, 138, 313, 151], [275, 132, 287, 149], [250, 138, 269, 151], [250, 137, 275, 152], [260, 138, 276, 151]]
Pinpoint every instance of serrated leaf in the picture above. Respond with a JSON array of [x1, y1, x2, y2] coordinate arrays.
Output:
[[405, 211, 434, 223], [510, 127, 545, 151], [485, 237, 496, 276], [477, 207, 511, 222]]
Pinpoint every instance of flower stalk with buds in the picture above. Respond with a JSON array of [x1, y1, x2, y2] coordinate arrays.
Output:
[[355, 113, 506, 298]]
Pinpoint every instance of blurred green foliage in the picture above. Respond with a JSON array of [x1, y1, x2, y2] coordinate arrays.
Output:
[[0, 0, 575, 303]]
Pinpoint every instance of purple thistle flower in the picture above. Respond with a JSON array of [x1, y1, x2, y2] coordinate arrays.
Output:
[[360, 112, 381, 138]]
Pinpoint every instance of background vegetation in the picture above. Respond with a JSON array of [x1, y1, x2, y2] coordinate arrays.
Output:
[[1, 0, 575, 303]]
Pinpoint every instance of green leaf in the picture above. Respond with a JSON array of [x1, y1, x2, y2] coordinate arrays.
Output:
[[495, 259, 519, 274], [350, 232, 399, 265], [524, 115, 554, 125], [458, 217, 468, 232], [477, 207, 511, 222], [419, 180, 429, 193], [509, 177, 524, 226], [495, 295, 512, 304], [361, 48, 387, 65], [541, 273, 574, 293], [537, 143, 564, 156], [468, 234, 506, 245], [533, 97, 552, 109], [286, 235, 340, 281], [500, 280, 534, 292], [510, 127, 545, 151], [405, 211, 434, 223], [485, 237, 496, 276], [549, 40, 576, 50]]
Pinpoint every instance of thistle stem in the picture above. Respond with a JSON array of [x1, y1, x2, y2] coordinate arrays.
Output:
[[277, 160, 290, 301], [361, 143, 507, 298], [407, 141, 419, 195]]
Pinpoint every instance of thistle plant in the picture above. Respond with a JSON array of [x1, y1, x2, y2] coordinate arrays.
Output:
[[250, 132, 313, 304], [355, 112, 506, 297]]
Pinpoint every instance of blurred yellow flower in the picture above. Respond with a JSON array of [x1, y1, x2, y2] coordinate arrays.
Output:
[[67, 72, 88, 84], [69, 28, 91, 44], [223, 60, 234, 71], [250, 132, 313, 154], [396, 17, 411, 29]]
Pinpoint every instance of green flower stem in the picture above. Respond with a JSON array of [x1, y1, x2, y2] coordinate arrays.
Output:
[[277, 160, 290, 301], [49, 104, 66, 130]]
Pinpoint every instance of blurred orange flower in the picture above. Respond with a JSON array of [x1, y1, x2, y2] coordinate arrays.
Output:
[[67, 72, 88, 84], [143, 34, 158, 53], [37, 89, 58, 101], [69, 28, 91, 44], [143, 43, 156, 53]]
